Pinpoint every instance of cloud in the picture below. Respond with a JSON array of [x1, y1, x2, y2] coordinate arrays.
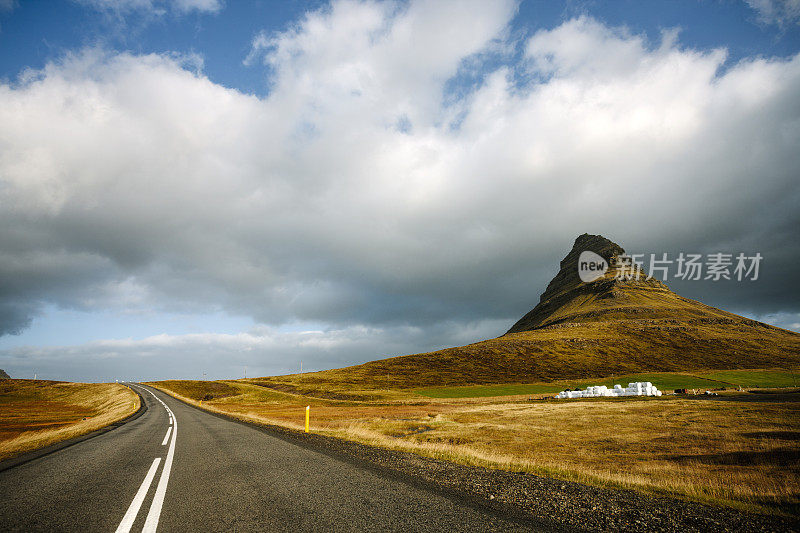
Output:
[[745, 0, 800, 27], [172, 0, 222, 14], [742, 311, 800, 333], [0, 0, 17, 13], [75, 0, 223, 16], [1, 2, 799, 376]]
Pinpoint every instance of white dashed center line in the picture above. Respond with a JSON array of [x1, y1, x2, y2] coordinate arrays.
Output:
[[115, 384, 177, 533], [141, 387, 177, 533], [114, 458, 161, 533], [161, 426, 172, 446]]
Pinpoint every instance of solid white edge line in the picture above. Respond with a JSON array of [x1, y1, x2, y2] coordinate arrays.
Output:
[[142, 395, 177, 533], [114, 457, 162, 533], [161, 426, 172, 446]]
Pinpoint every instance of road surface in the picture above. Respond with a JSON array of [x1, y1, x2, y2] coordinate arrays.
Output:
[[0, 384, 561, 532]]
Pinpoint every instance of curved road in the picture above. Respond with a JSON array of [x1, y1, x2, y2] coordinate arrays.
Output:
[[0, 384, 557, 532]]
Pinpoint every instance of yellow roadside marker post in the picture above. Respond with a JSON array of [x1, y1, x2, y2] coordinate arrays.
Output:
[[305, 405, 310, 433]]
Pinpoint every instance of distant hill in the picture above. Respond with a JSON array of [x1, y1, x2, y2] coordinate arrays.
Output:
[[0, 369, 9, 379], [274, 234, 800, 390]]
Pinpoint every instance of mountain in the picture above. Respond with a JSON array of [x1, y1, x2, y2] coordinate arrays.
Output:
[[286, 234, 800, 389], [0, 369, 9, 379], [506, 233, 746, 333]]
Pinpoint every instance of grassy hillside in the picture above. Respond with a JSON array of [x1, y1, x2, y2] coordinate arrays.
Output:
[[282, 321, 799, 391], [255, 234, 800, 393], [0, 380, 139, 461]]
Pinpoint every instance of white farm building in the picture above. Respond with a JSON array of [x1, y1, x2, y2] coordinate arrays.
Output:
[[556, 382, 662, 399]]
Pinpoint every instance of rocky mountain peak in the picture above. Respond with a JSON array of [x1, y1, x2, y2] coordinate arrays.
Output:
[[506, 233, 667, 333], [539, 233, 626, 303]]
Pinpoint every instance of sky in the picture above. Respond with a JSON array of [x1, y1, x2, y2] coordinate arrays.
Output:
[[0, 0, 799, 382]]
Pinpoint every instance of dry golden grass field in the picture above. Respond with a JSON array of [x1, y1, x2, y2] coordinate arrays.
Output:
[[0, 380, 139, 462], [150, 369, 800, 517]]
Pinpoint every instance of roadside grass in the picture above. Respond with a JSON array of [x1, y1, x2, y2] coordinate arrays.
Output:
[[148, 380, 454, 428], [0, 380, 139, 461], [368, 398, 800, 515], [151, 376, 800, 516], [328, 402, 800, 514], [154, 380, 242, 401]]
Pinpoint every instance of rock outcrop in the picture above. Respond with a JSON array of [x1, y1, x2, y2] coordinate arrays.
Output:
[[507, 233, 668, 333]]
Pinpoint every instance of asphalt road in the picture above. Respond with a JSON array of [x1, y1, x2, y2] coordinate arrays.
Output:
[[0, 384, 560, 532]]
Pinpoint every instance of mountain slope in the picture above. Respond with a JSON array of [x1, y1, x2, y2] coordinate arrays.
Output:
[[277, 234, 800, 390]]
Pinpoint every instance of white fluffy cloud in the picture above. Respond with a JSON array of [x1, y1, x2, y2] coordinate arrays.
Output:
[[76, 0, 223, 16], [1, 2, 800, 378], [746, 0, 800, 26]]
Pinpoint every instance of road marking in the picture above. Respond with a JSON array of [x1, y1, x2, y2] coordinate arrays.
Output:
[[114, 457, 161, 533], [142, 388, 177, 533], [122, 384, 179, 533], [161, 426, 172, 446]]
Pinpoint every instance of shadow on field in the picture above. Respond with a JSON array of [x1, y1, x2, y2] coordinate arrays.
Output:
[[742, 430, 800, 441], [669, 448, 800, 466], [682, 391, 800, 402]]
